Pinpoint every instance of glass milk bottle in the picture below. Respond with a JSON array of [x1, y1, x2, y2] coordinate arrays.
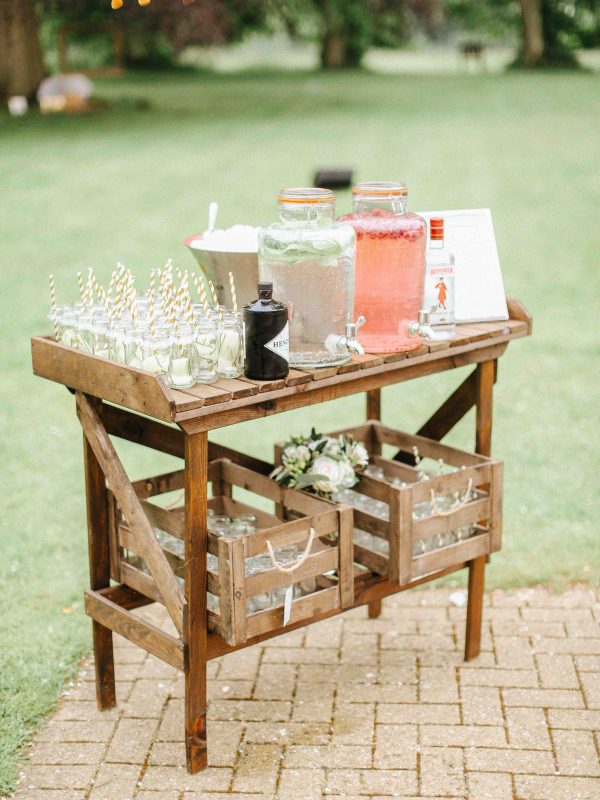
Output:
[[217, 312, 244, 378], [258, 188, 358, 368], [168, 325, 196, 389], [340, 181, 427, 353]]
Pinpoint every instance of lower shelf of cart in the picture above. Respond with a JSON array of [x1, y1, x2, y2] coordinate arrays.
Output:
[[85, 554, 477, 669]]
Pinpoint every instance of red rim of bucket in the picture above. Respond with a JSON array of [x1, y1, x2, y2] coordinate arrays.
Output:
[[184, 234, 203, 247]]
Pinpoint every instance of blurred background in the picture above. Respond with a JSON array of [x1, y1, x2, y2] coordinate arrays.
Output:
[[1, 0, 599, 794]]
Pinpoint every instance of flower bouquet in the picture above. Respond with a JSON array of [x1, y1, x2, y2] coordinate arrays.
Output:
[[271, 428, 369, 499]]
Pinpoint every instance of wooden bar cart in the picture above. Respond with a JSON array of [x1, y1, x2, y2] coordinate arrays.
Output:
[[31, 297, 531, 774]]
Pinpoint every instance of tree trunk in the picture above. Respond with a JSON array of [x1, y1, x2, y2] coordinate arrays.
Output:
[[0, 0, 46, 101], [518, 0, 544, 66], [320, 31, 348, 69], [318, 0, 366, 69]]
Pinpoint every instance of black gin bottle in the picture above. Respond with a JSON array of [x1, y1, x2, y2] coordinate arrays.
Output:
[[243, 282, 289, 380]]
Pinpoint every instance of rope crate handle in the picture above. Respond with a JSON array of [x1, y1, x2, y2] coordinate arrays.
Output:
[[266, 527, 316, 574], [429, 478, 473, 518]]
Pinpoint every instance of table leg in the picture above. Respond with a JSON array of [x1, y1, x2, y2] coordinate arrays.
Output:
[[366, 389, 383, 619], [465, 555, 486, 661], [184, 431, 209, 772], [465, 360, 494, 661], [83, 397, 115, 710], [368, 598, 382, 619], [366, 388, 381, 423], [475, 360, 494, 456]]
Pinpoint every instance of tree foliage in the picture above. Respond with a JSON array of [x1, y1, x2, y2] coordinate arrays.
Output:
[[534, 0, 600, 66], [443, 0, 521, 39], [40, 0, 267, 67], [443, 0, 600, 66], [265, 0, 414, 68]]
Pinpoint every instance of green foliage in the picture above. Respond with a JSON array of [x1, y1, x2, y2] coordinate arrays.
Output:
[[443, 0, 521, 39], [371, 0, 413, 47], [39, 0, 268, 68], [268, 0, 411, 67], [538, 0, 600, 65], [444, 0, 600, 66]]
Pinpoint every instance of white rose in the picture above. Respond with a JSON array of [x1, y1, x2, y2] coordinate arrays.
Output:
[[340, 461, 357, 488], [312, 455, 345, 494], [296, 445, 311, 466]]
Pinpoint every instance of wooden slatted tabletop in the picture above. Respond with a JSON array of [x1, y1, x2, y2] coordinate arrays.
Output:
[[31, 297, 531, 432]]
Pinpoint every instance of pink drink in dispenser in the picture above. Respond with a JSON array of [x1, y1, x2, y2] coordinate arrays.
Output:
[[340, 182, 427, 353]]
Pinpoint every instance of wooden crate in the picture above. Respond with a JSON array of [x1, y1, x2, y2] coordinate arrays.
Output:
[[112, 459, 354, 646], [277, 422, 502, 585]]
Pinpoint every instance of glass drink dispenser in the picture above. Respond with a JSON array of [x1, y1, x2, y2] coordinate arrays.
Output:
[[340, 181, 427, 353], [258, 188, 360, 368]]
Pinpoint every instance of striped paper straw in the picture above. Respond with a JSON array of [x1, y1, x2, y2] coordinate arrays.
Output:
[[48, 274, 59, 341], [107, 269, 117, 305], [183, 275, 194, 324], [147, 269, 156, 317], [228, 271, 238, 313], [175, 277, 186, 318], [161, 263, 174, 313], [166, 293, 178, 334], [115, 270, 128, 319], [129, 285, 138, 329], [76, 271, 85, 304], [208, 280, 223, 321], [196, 274, 211, 318], [85, 268, 94, 307], [100, 287, 109, 315], [92, 270, 101, 301]]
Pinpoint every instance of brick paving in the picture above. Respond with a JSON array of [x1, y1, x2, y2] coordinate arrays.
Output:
[[8, 585, 600, 800]]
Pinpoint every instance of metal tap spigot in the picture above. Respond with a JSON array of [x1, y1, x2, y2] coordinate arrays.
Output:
[[409, 308, 454, 341], [325, 316, 366, 356], [344, 315, 366, 354], [409, 309, 432, 338]]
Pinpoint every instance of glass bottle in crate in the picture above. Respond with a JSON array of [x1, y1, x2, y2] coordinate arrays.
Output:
[[258, 188, 359, 368], [122, 326, 145, 369], [75, 311, 94, 354], [340, 181, 427, 353], [193, 318, 218, 383], [54, 307, 78, 348], [90, 315, 110, 359], [168, 325, 196, 389], [217, 312, 244, 378], [423, 217, 456, 339], [108, 320, 128, 364], [141, 328, 172, 377]]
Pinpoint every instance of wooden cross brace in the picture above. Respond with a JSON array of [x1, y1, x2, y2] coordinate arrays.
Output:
[[76, 390, 186, 636]]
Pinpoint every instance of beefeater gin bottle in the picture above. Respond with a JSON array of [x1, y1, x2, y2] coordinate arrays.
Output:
[[423, 217, 456, 339]]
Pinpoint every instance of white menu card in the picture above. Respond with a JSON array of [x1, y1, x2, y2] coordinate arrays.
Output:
[[417, 208, 508, 323]]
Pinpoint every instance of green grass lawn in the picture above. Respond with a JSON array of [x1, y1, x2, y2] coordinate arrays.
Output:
[[1, 68, 599, 793]]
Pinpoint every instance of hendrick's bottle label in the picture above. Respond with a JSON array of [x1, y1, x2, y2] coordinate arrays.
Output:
[[264, 322, 289, 362]]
